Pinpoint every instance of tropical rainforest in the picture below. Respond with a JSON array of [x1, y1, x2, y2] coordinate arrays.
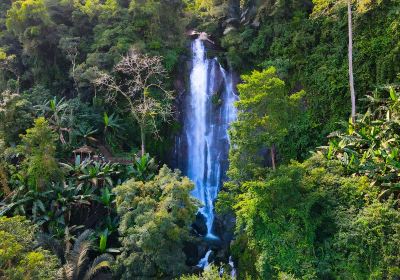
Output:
[[0, 0, 399, 279]]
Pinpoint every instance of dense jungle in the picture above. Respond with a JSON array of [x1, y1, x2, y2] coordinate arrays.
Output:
[[0, 0, 400, 279]]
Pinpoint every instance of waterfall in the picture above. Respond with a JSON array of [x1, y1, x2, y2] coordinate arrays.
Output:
[[197, 250, 212, 269], [183, 39, 238, 238], [229, 256, 237, 278]]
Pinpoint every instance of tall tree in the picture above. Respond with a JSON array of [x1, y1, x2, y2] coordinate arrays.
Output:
[[94, 49, 173, 156], [347, 0, 356, 122], [228, 67, 303, 179], [312, 0, 357, 121], [19, 117, 61, 191]]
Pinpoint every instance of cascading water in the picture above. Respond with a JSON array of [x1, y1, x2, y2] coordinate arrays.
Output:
[[183, 38, 237, 238]]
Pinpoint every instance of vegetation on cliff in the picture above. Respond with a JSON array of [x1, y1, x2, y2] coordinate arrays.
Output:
[[0, 0, 399, 279]]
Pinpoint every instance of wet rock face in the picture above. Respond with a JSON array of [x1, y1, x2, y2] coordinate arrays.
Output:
[[192, 212, 208, 236], [213, 212, 236, 254]]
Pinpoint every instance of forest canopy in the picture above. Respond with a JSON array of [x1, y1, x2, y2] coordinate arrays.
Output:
[[0, 0, 399, 279]]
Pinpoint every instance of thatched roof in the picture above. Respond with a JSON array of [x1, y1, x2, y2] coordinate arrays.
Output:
[[73, 145, 95, 154]]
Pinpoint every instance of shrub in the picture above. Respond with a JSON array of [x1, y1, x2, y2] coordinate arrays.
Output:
[[0, 216, 59, 279], [114, 165, 199, 279]]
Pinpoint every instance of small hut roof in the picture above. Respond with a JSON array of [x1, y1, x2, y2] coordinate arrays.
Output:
[[73, 145, 95, 154]]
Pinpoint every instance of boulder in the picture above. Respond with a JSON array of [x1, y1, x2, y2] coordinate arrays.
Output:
[[192, 212, 208, 236]]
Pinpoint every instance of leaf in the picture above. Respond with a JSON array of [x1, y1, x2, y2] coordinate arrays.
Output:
[[348, 117, 354, 134], [327, 143, 334, 160], [389, 87, 397, 101], [99, 233, 107, 253], [104, 112, 109, 127]]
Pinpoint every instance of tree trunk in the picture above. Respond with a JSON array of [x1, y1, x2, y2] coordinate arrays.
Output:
[[348, 0, 356, 123], [16, 76, 20, 94], [140, 127, 145, 157], [270, 144, 276, 170]]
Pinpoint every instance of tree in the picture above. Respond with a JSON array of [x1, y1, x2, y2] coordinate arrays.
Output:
[[312, 0, 359, 122], [19, 117, 61, 191], [59, 37, 80, 96], [113, 166, 198, 279], [228, 67, 303, 179], [0, 216, 59, 279], [0, 90, 33, 145], [0, 50, 20, 93], [325, 87, 400, 197], [94, 49, 173, 156], [347, 0, 356, 122], [5, 0, 55, 63]]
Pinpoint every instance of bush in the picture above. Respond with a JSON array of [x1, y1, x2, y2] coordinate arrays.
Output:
[[114, 165, 199, 279], [19, 117, 61, 191], [0, 216, 59, 279], [231, 154, 400, 279], [179, 265, 231, 280]]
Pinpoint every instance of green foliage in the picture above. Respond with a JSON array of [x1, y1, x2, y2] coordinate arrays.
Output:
[[228, 67, 304, 180], [179, 265, 231, 279], [224, 93, 400, 279], [128, 153, 158, 182], [19, 117, 61, 190], [61, 156, 121, 188], [6, 0, 52, 50], [103, 112, 125, 147], [0, 0, 399, 279], [0, 91, 33, 145], [0, 0, 186, 152], [39, 229, 114, 280], [230, 153, 400, 279], [211, 0, 400, 157], [325, 87, 400, 197], [333, 198, 400, 279], [35, 96, 75, 145], [0, 216, 59, 279], [114, 165, 198, 279]]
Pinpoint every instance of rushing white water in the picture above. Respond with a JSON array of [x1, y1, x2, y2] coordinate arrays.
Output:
[[197, 249, 212, 268], [184, 39, 238, 238], [229, 256, 237, 278]]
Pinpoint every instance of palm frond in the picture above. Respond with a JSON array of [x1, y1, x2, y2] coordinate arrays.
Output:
[[72, 240, 92, 280], [82, 254, 114, 280], [37, 233, 65, 262], [73, 229, 94, 253], [57, 263, 74, 280]]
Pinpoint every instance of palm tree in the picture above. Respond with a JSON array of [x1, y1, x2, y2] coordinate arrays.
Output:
[[39, 229, 114, 280]]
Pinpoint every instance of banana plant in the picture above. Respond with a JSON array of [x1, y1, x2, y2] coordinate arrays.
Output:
[[125, 153, 158, 181], [0, 187, 54, 224], [97, 228, 120, 254], [103, 112, 124, 134], [35, 96, 73, 145], [103, 112, 125, 149], [61, 158, 120, 188], [78, 161, 119, 188], [74, 124, 98, 145], [97, 187, 113, 208], [323, 86, 400, 197]]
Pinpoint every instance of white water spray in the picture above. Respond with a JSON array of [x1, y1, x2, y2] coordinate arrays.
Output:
[[184, 39, 238, 238]]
